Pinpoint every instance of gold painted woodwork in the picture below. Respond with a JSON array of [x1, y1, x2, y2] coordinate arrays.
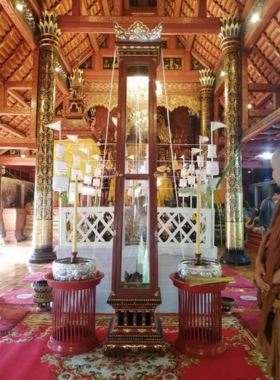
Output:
[[33, 12, 59, 253], [84, 82, 201, 113], [220, 20, 244, 251]]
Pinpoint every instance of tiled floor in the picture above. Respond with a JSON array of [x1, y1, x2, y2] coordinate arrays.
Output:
[[0, 240, 257, 296]]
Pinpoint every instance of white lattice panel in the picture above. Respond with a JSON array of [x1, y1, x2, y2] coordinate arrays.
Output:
[[59, 207, 215, 251]]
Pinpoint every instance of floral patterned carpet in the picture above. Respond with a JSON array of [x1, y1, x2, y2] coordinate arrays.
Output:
[[0, 312, 270, 380]]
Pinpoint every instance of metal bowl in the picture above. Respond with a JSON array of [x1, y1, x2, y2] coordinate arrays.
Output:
[[52, 257, 97, 281], [178, 259, 222, 281]]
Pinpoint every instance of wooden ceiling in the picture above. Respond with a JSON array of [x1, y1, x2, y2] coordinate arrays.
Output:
[[0, 0, 280, 168]]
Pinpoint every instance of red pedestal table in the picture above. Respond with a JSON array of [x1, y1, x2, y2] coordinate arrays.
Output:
[[170, 272, 227, 358], [45, 271, 104, 355]]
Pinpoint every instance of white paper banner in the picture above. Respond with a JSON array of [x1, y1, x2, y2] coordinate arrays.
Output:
[[73, 155, 80, 166], [56, 144, 65, 158], [71, 169, 83, 180], [84, 175, 92, 185], [197, 155, 204, 168], [179, 178, 187, 187], [86, 164, 92, 174], [94, 168, 102, 177], [54, 160, 68, 175], [52, 176, 69, 192], [181, 168, 186, 177], [207, 144, 217, 159], [206, 161, 219, 176], [187, 175, 196, 185], [188, 164, 195, 174]]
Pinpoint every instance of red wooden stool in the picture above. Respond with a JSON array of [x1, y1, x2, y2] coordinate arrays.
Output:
[[170, 272, 227, 357], [45, 271, 104, 355]]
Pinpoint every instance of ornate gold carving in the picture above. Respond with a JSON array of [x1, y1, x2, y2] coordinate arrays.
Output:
[[219, 18, 241, 54], [110, 291, 116, 296], [122, 344, 147, 352], [154, 291, 159, 296], [38, 11, 61, 36], [38, 11, 60, 51], [115, 171, 123, 177], [33, 41, 57, 254], [33, 220, 53, 249], [112, 230, 117, 236], [154, 344, 167, 351], [123, 329, 131, 333], [137, 329, 147, 333], [219, 17, 241, 39], [222, 40, 244, 251], [84, 82, 201, 113], [115, 21, 162, 42], [69, 68, 84, 88]]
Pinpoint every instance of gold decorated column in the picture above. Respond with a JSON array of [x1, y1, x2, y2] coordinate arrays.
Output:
[[29, 11, 60, 263], [219, 17, 250, 266], [199, 69, 215, 141]]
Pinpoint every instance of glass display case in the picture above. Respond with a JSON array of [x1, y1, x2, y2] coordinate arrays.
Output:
[[104, 22, 166, 355]]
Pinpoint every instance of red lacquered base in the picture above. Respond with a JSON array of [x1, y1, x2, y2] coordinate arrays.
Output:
[[45, 271, 104, 355], [170, 272, 227, 358]]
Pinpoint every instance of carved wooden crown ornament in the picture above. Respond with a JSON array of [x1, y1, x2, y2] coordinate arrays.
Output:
[[114, 21, 162, 42]]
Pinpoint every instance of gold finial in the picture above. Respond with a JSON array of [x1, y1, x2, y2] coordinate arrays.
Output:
[[69, 67, 84, 88]]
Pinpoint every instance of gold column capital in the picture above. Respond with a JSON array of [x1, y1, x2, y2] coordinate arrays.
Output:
[[199, 69, 215, 89], [219, 17, 241, 53], [38, 11, 60, 51]]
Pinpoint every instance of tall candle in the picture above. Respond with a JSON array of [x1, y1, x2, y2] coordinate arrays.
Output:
[[72, 175, 78, 253], [196, 172, 201, 255]]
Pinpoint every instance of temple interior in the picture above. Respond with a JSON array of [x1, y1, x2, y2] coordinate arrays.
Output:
[[0, 0, 280, 378]]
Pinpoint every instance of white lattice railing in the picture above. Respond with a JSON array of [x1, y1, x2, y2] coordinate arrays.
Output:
[[59, 206, 215, 250]]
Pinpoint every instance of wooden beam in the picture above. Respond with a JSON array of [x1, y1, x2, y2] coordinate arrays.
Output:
[[0, 107, 30, 116], [0, 156, 36, 166], [244, 0, 280, 51], [198, 0, 207, 17], [174, 0, 182, 17], [248, 108, 274, 117], [242, 107, 280, 142], [241, 50, 249, 132], [114, 0, 123, 16], [4, 81, 32, 90], [30, 48, 39, 139], [80, 0, 99, 52], [72, 0, 83, 15], [191, 50, 213, 69], [241, 0, 256, 20], [102, 0, 111, 15], [248, 83, 280, 92], [0, 123, 26, 137], [0, 85, 6, 107], [55, 94, 65, 108], [55, 74, 69, 96], [58, 16, 222, 35], [7, 90, 30, 108], [1, 0, 38, 51], [157, 0, 165, 17]]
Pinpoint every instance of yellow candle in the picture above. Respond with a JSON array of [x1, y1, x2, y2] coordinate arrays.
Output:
[[72, 175, 78, 253], [196, 172, 201, 255]]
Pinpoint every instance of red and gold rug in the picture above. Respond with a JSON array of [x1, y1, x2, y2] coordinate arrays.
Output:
[[0, 312, 269, 379]]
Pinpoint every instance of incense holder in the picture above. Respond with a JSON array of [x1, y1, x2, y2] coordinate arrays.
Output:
[[53, 257, 97, 281], [178, 259, 222, 281]]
